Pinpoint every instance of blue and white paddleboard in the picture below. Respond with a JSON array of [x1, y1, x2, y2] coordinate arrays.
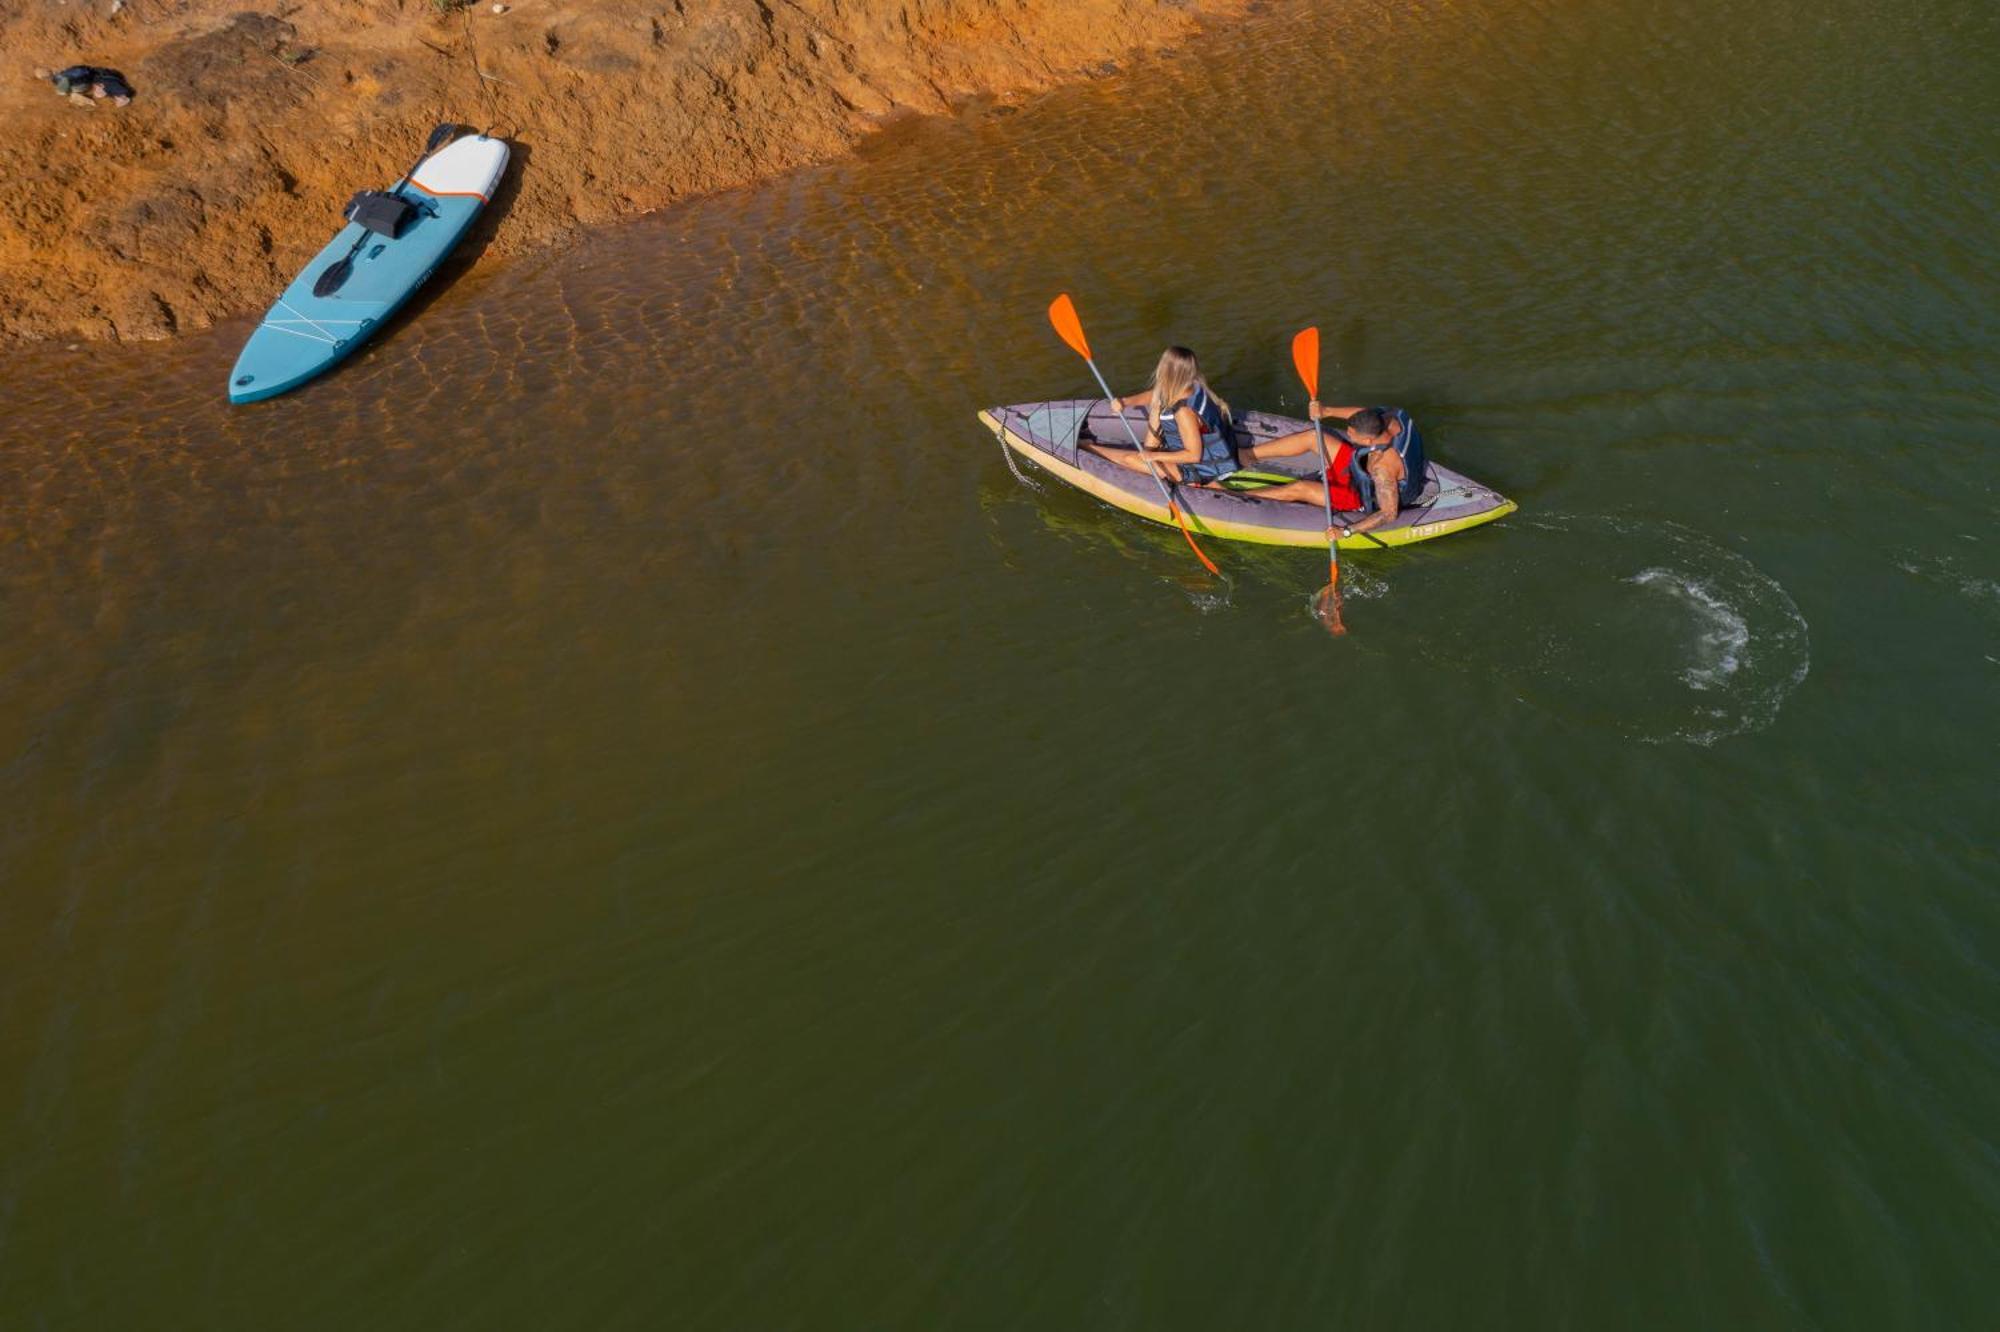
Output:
[[228, 134, 509, 404]]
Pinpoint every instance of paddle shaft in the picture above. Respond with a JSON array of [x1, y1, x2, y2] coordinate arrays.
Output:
[[1311, 414, 1341, 574], [325, 126, 457, 277], [1308, 402, 1346, 632]]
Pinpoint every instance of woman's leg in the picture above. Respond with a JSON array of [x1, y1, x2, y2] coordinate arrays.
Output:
[[1081, 442, 1182, 482], [1081, 441, 1152, 474]]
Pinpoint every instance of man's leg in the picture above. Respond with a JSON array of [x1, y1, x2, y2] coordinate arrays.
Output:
[[1243, 429, 1318, 464]]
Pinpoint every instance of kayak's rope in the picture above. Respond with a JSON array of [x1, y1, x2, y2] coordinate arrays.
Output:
[[997, 415, 1038, 490]]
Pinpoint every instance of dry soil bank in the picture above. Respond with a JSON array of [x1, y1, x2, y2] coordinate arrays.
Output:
[[0, 0, 1243, 345]]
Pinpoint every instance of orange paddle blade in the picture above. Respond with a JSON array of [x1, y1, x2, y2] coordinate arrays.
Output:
[[1172, 508, 1221, 576], [1048, 293, 1092, 361], [1291, 325, 1321, 399], [1316, 579, 1348, 636]]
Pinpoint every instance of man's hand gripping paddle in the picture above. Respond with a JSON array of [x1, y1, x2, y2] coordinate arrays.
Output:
[[1291, 326, 1347, 635], [1047, 294, 1220, 577]]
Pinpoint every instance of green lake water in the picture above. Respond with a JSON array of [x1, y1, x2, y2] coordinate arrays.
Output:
[[3, 0, 1998, 1325]]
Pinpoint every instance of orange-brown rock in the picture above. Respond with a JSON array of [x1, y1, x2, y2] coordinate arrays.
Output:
[[0, 0, 1243, 346]]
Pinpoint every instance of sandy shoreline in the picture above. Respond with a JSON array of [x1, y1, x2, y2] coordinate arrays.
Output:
[[0, 0, 1244, 348]]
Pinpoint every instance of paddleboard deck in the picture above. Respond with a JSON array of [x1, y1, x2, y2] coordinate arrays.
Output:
[[228, 134, 509, 404], [980, 399, 1516, 549]]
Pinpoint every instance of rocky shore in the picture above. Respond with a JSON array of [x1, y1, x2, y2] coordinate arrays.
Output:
[[0, 0, 1243, 346]]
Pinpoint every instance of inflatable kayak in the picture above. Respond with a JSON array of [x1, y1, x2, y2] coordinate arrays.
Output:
[[228, 133, 509, 404], [979, 399, 1516, 549]]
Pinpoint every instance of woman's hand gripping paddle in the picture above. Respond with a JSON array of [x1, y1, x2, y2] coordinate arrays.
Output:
[[1047, 294, 1220, 577], [1291, 326, 1346, 635]]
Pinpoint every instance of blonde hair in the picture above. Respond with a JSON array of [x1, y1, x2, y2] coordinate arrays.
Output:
[[1147, 346, 1231, 433]]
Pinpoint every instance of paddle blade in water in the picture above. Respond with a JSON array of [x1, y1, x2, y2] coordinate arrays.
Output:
[[312, 258, 353, 298], [1326, 554, 1346, 634], [1315, 579, 1347, 636], [1292, 325, 1321, 399], [1048, 294, 1092, 361]]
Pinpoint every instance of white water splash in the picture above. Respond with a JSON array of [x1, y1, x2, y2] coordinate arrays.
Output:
[[1631, 530, 1810, 747], [1628, 568, 1751, 691], [1333, 566, 1391, 601], [1178, 576, 1235, 615], [1497, 514, 1813, 747]]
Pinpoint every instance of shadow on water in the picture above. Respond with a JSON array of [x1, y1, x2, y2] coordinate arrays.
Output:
[[975, 464, 1398, 618]]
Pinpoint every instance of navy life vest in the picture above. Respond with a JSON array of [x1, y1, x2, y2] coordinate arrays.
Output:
[[1156, 384, 1233, 469], [1338, 407, 1427, 512]]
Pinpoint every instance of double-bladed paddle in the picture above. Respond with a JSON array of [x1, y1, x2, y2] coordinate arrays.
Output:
[[1047, 294, 1220, 577], [313, 122, 459, 299]]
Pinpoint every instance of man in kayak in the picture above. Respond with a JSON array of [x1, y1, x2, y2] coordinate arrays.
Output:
[[1236, 402, 1428, 536]]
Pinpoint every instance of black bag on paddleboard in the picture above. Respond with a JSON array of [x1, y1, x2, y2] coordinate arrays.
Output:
[[344, 189, 415, 239]]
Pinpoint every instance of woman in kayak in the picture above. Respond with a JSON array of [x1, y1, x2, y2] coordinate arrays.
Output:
[[1085, 346, 1240, 487], [1238, 401, 1427, 535]]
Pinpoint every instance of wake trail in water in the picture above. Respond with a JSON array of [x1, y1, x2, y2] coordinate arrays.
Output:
[[1627, 568, 1750, 690], [1411, 514, 1811, 746], [1893, 547, 2000, 620], [1565, 516, 1809, 746]]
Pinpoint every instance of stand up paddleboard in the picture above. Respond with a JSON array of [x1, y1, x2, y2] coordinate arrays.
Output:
[[228, 131, 509, 404], [980, 400, 1516, 548]]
